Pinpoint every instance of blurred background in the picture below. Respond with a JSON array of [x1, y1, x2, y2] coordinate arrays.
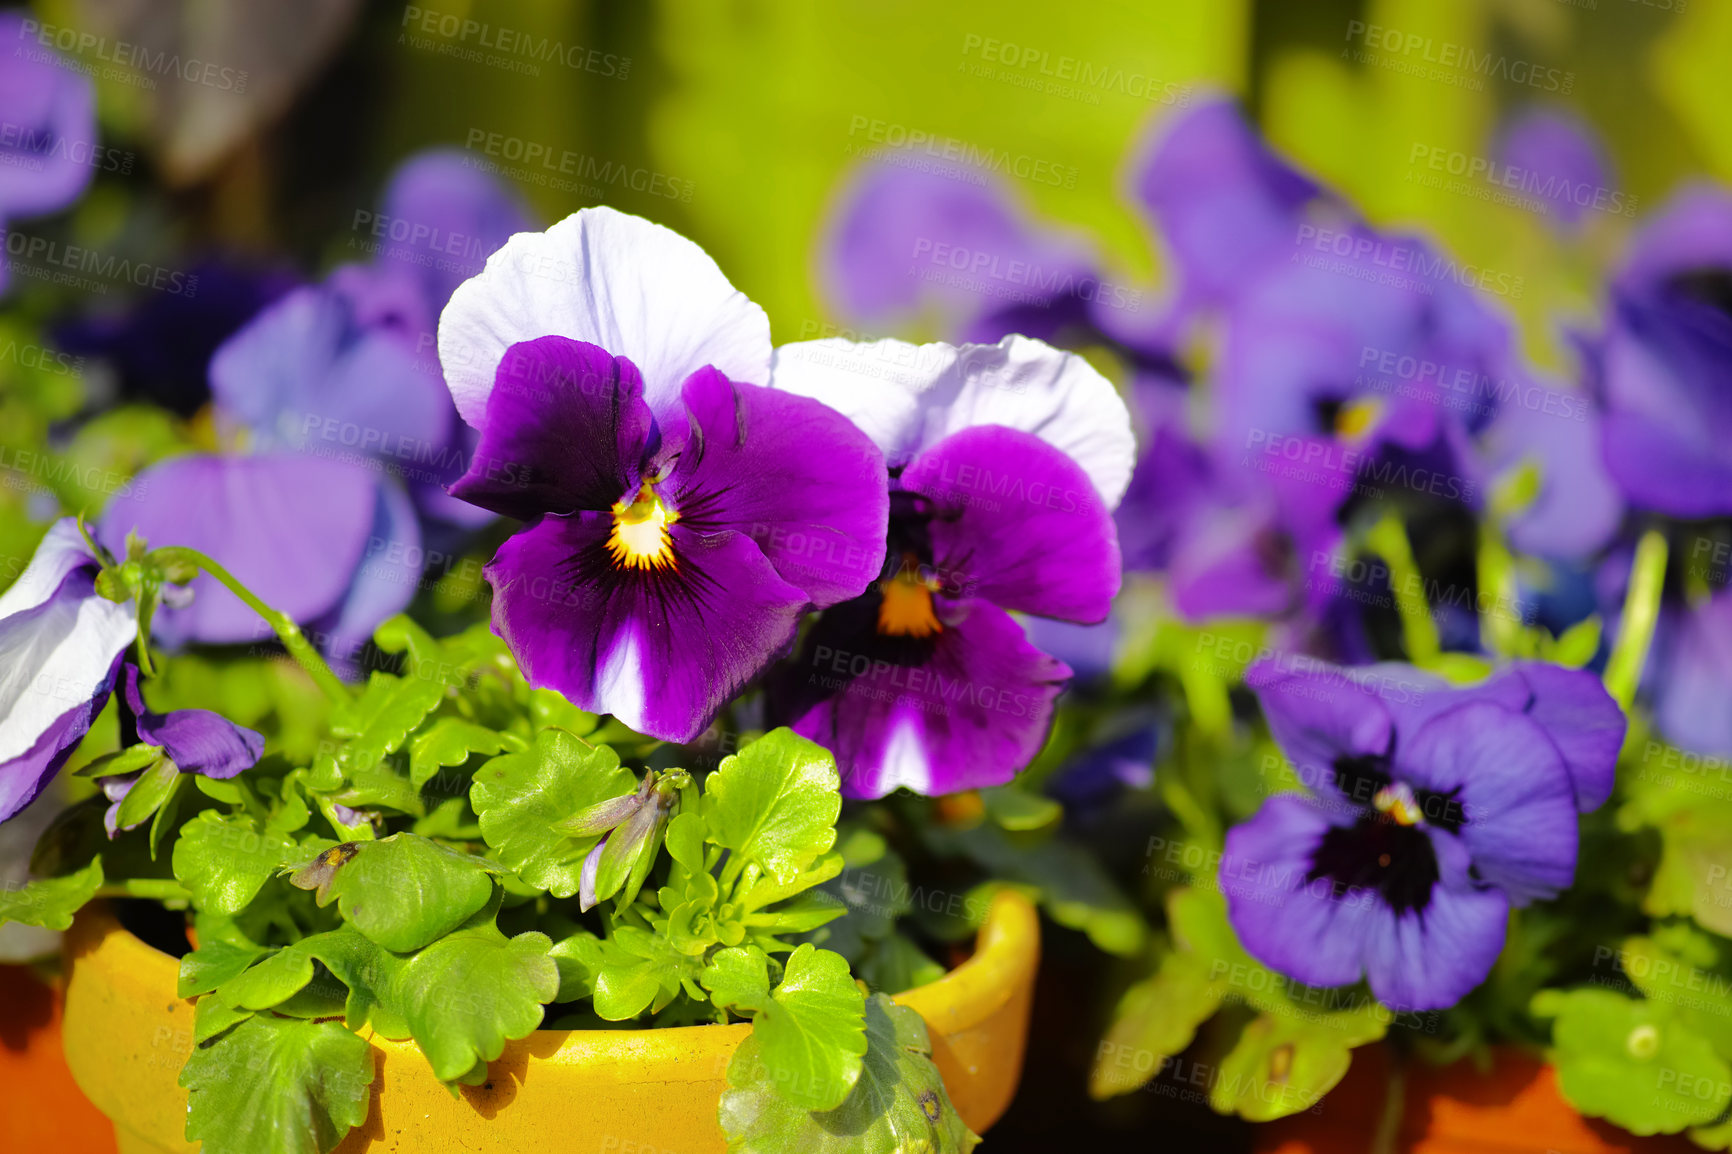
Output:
[[4, 0, 1728, 1148]]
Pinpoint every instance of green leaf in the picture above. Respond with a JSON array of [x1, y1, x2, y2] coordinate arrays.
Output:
[[299, 926, 411, 1039], [1090, 950, 1226, 1098], [391, 922, 559, 1082], [703, 728, 841, 884], [336, 671, 447, 774], [192, 996, 251, 1044], [1551, 615, 1603, 668], [181, 1015, 374, 1154], [216, 947, 317, 1011], [324, 834, 497, 953], [1209, 1007, 1385, 1121], [70, 742, 161, 778], [180, 940, 270, 998], [172, 812, 297, 915], [148, 772, 188, 861], [747, 943, 867, 1110], [470, 730, 636, 898], [720, 993, 977, 1154], [0, 858, 102, 930], [979, 785, 1062, 832], [1535, 987, 1732, 1134], [527, 687, 597, 736], [702, 945, 773, 1014], [548, 931, 606, 1002], [409, 718, 511, 789], [852, 933, 944, 996], [591, 926, 697, 1021]]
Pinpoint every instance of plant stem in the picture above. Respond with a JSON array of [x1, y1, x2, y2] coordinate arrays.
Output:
[[95, 878, 192, 903], [151, 546, 350, 703], [1366, 515, 1440, 666], [1604, 529, 1668, 711]]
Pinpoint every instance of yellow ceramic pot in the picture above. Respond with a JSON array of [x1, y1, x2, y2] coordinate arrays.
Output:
[[62, 890, 1039, 1154]]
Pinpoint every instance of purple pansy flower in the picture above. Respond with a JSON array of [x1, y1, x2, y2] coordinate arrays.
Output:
[[1599, 187, 1732, 518], [0, 12, 98, 295], [438, 207, 890, 742], [97, 150, 529, 660], [98, 663, 263, 836], [0, 520, 136, 824], [765, 334, 1128, 797], [1221, 658, 1624, 1010], [1495, 108, 1614, 230], [1645, 590, 1732, 761]]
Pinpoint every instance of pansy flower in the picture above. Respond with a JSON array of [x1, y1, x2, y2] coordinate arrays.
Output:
[[437, 207, 889, 743], [1221, 658, 1624, 1010], [1599, 186, 1732, 518], [0, 520, 137, 824], [765, 334, 1129, 797], [96, 663, 264, 837]]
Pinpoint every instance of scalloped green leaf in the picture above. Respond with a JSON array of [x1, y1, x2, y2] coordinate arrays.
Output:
[[391, 921, 559, 1082], [470, 730, 636, 898], [181, 1015, 374, 1154], [172, 813, 297, 915], [720, 993, 977, 1154], [323, 834, 496, 953], [703, 729, 840, 885], [409, 718, 512, 789], [0, 858, 102, 931]]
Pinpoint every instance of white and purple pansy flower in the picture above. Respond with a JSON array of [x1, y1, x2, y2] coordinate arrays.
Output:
[[0, 520, 137, 824], [763, 335, 1132, 798], [97, 663, 264, 837], [1221, 658, 1625, 1011], [437, 207, 891, 743]]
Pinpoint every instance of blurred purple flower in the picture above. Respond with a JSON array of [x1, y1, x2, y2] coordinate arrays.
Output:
[[1495, 108, 1613, 229], [1599, 186, 1732, 518], [0, 520, 135, 824]]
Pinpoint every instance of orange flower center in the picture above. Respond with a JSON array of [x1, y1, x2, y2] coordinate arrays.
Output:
[[606, 481, 678, 571], [876, 553, 942, 638]]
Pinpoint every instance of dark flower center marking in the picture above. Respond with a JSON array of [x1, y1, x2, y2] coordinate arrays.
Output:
[[1307, 815, 1440, 916], [1668, 266, 1732, 321]]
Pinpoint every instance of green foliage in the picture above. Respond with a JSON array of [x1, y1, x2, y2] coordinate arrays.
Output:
[[316, 833, 497, 953], [719, 993, 978, 1154], [181, 1016, 374, 1154], [0, 858, 102, 930]]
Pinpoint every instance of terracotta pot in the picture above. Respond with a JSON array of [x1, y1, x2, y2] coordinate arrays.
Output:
[[1256, 1044, 1702, 1154], [0, 963, 117, 1153], [61, 890, 1040, 1154]]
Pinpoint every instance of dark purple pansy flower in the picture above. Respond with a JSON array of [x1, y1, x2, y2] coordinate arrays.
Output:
[[1221, 658, 1623, 1010], [767, 333, 1129, 797], [1646, 590, 1732, 761], [1599, 187, 1732, 517], [0, 520, 136, 824], [1495, 108, 1613, 230], [98, 663, 264, 836], [439, 208, 889, 742]]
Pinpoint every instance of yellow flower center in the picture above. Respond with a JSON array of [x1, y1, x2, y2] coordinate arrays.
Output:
[[1334, 397, 1383, 442], [876, 554, 942, 638], [606, 481, 678, 571], [1373, 781, 1425, 827]]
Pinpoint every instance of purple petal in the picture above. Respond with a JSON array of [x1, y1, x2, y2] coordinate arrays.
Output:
[[1477, 382, 1621, 559], [376, 148, 533, 316], [900, 426, 1119, 623], [663, 368, 888, 608], [317, 480, 421, 665], [1495, 108, 1612, 229], [450, 336, 653, 520], [1220, 794, 1381, 990], [1651, 591, 1732, 760], [1245, 660, 1399, 813], [774, 594, 1070, 799], [99, 454, 379, 645], [1500, 662, 1625, 813], [209, 283, 453, 464], [485, 514, 807, 743], [1398, 702, 1579, 905], [1359, 853, 1510, 1012], [0, 13, 96, 221], [123, 664, 263, 778], [1133, 99, 1324, 311]]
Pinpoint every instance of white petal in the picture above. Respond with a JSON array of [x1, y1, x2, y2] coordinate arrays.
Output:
[[0, 530, 135, 764], [0, 519, 99, 619], [770, 334, 1134, 507], [438, 206, 772, 427]]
